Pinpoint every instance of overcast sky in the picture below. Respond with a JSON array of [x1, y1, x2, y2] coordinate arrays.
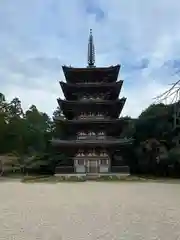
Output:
[[1, 0, 180, 117]]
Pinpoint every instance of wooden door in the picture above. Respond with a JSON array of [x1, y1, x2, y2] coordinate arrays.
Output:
[[87, 160, 98, 173]]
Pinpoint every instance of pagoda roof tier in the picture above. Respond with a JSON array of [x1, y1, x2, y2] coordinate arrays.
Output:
[[57, 98, 126, 119], [60, 81, 123, 100], [54, 118, 129, 135], [54, 117, 127, 124], [51, 137, 133, 148], [62, 65, 120, 84]]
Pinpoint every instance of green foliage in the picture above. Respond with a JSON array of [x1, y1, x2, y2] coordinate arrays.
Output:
[[53, 106, 61, 118], [0, 91, 180, 177], [139, 104, 168, 119], [21, 153, 55, 175], [135, 103, 172, 142], [0, 154, 21, 175], [96, 175, 144, 181], [120, 117, 136, 138], [168, 148, 180, 164], [22, 175, 86, 182], [0, 93, 53, 155]]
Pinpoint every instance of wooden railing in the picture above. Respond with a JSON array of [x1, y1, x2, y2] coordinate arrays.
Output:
[[55, 116, 112, 120], [76, 116, 109, 120], [76, 82, 104, 85], [74, 156, 108, 159], [52, 137, 133, 144], [77, 136, 106, 140], [79, 98, 105, 101]]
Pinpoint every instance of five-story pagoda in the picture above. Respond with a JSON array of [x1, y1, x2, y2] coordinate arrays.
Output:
[[51, 29, 133, 176]]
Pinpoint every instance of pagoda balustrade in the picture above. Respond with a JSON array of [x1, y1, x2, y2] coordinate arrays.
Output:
[[74, 150, 109, 159], [78, 93, 110, 101], [70, 135, 127, 142], [51, 137, 132, 145], [54, 113, 111, 121], [77, 116, 106, 120], [76, 81, 104, 84], [77, 112, 109, 120], [77, 136, 106, 140], [69, 136, 127, 141], [75, 151, 108, 157], [80, 96, 104, 101], [77, 131, 106, 140]]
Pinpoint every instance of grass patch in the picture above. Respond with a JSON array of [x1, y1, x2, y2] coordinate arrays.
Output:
[[21, 175, 147, 183], [96, 175, 147, 182], [8, 174, 179, 183], [2, 173, 23, 179], [21, 175, 86, 183]]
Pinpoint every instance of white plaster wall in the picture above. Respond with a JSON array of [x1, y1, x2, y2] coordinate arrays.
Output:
[[75, 166, 86, 173], [99, 166, 109, 173]]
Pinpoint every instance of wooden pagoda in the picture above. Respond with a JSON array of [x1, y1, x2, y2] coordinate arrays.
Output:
[[51, 29, 133, 176]]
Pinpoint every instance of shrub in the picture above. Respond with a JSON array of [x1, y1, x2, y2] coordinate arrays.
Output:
[[168, 148, 180, 163]]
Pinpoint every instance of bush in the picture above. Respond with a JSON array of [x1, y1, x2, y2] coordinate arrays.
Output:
[[167, 148, 180, 177], [22, 175, 86, 182], [168, 148, 180, 164], [0, 154, 21, 176], [23, 153, 54, 175]]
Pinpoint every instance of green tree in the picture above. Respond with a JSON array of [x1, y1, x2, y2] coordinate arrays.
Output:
[[25, 105, 52, 154], [0, 93, 8, 153], [5, 98, 25, 154], [135, 103, 172, 142]]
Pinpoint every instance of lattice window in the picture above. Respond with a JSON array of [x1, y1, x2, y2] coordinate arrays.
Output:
[[77, 159, 84, 165], [100, 159, 108, 165], [77, 131, 87, 139]]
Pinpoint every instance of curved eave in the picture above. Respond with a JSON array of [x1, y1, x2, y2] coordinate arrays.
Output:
[[62, 64, 120, 75], [60, 80, 123, 100], [57, 98, 126, 107], [59, 80, 123, 100], [57, 98, 126, 119], [57, 98, 126, 111], [53, 118, 129, 136], [53, 117, 128, 125], [62, 64, 120, 83], [51, 138, 133, 147], [60, 80, 123, 88]]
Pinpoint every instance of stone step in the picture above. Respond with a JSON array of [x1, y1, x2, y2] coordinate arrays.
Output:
[[86, 174, 99, 180]]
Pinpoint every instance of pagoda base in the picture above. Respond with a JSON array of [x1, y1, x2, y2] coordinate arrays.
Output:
[[54, 172, 130, 180], [54, 165, 130, 175]]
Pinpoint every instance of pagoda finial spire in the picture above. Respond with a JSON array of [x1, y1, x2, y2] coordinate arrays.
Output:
[[88, 29, 95, 67]]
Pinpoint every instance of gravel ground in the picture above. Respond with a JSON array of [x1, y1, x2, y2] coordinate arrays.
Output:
[[0, 181, 180, 240]]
